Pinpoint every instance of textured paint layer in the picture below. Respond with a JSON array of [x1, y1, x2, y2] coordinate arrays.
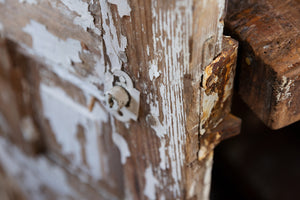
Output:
[[147, 0, 193, 196], [40, 83, 106, 181], [60, 0, 101, 35], [0, 137, 77, 200], [23, 20, 82, 67], [19, 0, 37, 4], [111, 117, 131, 164], [276, 76, 294, 102], [144, 165, 159, 200], [107, 0, 131, 17]]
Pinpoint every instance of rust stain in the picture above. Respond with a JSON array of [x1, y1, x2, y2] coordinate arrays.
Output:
[[201, 37, 238, 133]]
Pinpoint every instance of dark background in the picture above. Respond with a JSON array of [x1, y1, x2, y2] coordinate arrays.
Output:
[[210, 93, 300, 200]]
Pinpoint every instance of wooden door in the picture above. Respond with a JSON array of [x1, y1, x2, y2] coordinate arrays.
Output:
[[0, 0, 239, 199]]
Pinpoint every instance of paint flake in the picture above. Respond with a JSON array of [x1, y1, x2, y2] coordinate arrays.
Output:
[[147, 0, 193, 196], [276, 76, 294, 102], [107, 0, 131, 17], [0, 137, 77, 200], [19, 0, 37, 4], [112, 131, 130, 164], [111, 117, 130, 164], [144, 165, 159, 200], [40, 83, 106, 181], [60, 0, 101, 35], [149, 63, 161, 81], [23, 20, 82, 67]]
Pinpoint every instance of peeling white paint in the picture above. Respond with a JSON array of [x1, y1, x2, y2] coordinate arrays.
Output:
[[60, 0, 101, 35], [148, 103, 165, 138], [276, 76, 294, 102], [146, 45, 150, 56], [111, 116, 130, 164], [216, 0, 225, 53], [40, 83, 107, 181], [0, 137, 77, 200], [99, 0, 128, 71], [23, 20, 82, 67], [20, 116, 39, 142], [158, 139, 168, 170], [19, 0, 37, 4], [21, 1, 132, 173], [148, 0, 193, 196], [112, 132, 130, 164], [107, 0, 131, 17], [144, 165, 159, 200], [200, 91, 219, 135], [149, 62, 161, 81]]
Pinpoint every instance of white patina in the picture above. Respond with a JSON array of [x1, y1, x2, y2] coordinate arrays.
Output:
[[99, 0, 128, 71], [148, 0, 193, 196], [23, 20, 82, 67], [200, 91, 219, 135], [40, 83, 106, 181], [107, 0, 131, 17], [276, 76, 294, 102], [111, 124, 131, 164], [217, 0, 225, 53], [149, 62, 161, 81], [19, 0, 38, 4], [0, 137, 77, 200], [144, 165, 159, 200], [60, 0, 101, 35], [20, 117, 39, 142]]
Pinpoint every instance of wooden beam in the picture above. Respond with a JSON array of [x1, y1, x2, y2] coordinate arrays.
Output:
[[226, 0, 300, 129]]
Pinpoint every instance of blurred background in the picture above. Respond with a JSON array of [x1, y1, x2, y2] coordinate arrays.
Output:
[[211, 92, 300, 200]]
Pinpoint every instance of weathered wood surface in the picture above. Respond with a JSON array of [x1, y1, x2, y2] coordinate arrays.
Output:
[[0, 0, 238, 199], [200, 36, 238, 133], [226, 0, 300, 129]]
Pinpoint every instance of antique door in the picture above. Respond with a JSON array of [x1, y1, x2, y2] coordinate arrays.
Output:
[[0, 0, 239, 199]]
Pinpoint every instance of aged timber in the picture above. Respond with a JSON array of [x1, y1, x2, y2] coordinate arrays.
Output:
[[226, 0, 300, 129], [200, 36, 239, 134], [0, 0, 240, 199]]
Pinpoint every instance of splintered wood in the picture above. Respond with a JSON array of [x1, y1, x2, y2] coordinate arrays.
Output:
[[226, 0, 300, 129], [0, 0, 240, 199]]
